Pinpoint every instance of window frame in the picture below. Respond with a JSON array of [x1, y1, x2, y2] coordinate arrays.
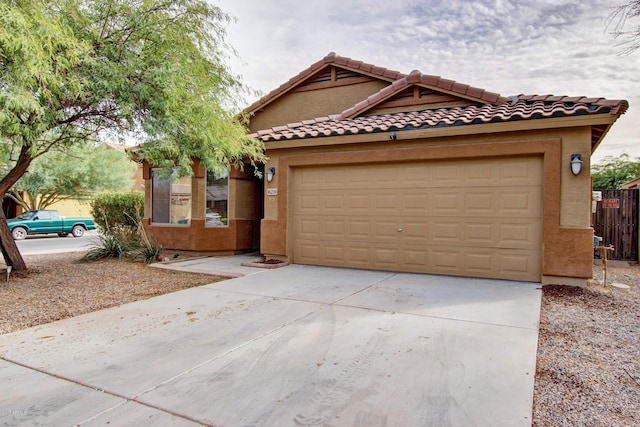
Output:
[[151, 168, 192, 226], [205, 169, 229, 228]]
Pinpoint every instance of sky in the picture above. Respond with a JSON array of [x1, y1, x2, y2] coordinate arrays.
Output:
[[215, 0, 640, 164]]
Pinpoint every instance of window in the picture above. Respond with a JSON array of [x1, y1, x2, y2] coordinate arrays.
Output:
[[37, 211, 51, 220], [151, 169, 192, 225], [205, 169, 228, 226]]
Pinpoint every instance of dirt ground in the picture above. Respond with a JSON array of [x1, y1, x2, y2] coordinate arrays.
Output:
[[0, 252, 223, 335]]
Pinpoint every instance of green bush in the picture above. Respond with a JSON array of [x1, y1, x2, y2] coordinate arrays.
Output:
[[90, 191, 144, 232], [85, 191, 163, 263]]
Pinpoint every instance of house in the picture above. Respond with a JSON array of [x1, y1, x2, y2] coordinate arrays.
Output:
[[141, 53, 628, 284], [621, 176, 640, 190], [2, 143, 143, 219]]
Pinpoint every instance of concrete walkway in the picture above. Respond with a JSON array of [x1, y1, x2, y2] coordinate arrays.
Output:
[[0, 256, 541, 426]]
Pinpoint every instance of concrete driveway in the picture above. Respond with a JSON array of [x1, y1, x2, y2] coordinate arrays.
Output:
[[0, 256, 541, 426]]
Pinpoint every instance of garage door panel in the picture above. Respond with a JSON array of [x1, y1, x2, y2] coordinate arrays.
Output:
[[498, 221, 542, 248], [322, 194, 344, 212], [324, 220, 345, 238], [346, 193, 372, 212], [402, 222, 430, 241], [296, 194, 321, 213], [432, 164, 462, 186], [464, 161, 496, 184], [432, 250, 462, 271], [464, 222, 494, 243], [499, 159, 543, 183], [373, 192, 401, 214], [498, 189, 541, 215], [324, 245, 346, 263], [432, 192, 461, 214], [431, 221, 462, 243], [375, 221, 401, 240], [401, 165, 430, 186], [403, 193, 430, 213], [465, 192, 495, 214], [292, 156, 542, 281], [402, 249, 429, 269], [464, 252, 495, 275], [499, 252, 535, 277], [346, 246, 372, 265], [298, 242, 323, 262], [372, 166, 402, 187], [346, 220, 371, 239], [373, 248, 400, 268], [346, 169, 371, 188], [298, 219, 321, 239]]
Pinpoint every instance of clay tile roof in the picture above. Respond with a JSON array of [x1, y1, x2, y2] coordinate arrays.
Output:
[[250, 97, 629, 143], [244, 53, 406, 115]]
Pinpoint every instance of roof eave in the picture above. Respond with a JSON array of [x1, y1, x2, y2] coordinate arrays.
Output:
[[262, 115, 620, 150]]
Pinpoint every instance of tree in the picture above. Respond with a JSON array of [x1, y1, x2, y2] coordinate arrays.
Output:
[[0, 0, 265, 270], [4, 144, 135, 211], [607, 0, 640, 54], [591, 154, 640, 189]]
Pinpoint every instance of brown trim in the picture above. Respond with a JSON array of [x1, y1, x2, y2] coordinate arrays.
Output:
[[261, 137, 593, 281], [262, 115, 617, 150], [291, 76, 378, 94]]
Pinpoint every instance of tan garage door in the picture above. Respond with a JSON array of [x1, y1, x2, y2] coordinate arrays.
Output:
[[291, 156, 543, 281]]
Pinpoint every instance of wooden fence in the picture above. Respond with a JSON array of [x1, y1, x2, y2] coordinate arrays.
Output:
[[592, 189, 638, 261]]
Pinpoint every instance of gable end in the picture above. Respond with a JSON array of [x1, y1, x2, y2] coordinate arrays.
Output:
[[293, 66, 380, 93]]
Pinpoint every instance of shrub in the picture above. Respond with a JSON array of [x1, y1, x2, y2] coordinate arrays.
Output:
[[90, 191, 144, 232], [85, 191, 163, 263]]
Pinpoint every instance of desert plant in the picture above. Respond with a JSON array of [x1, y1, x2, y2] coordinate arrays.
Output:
[[82, 197, 163, 263], [130, 242, 164, 264], [130, 220, 163, 263], [79, 234, 128, 262]]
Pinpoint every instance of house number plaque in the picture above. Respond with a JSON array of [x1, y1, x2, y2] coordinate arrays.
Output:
[[266, 188, 278, 196]]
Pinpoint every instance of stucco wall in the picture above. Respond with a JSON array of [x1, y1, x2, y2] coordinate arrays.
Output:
[[559, 127, 592, 228], [44, 199, 93, 218], [248, 80, 389, 132], [142, 161, 262, 253]]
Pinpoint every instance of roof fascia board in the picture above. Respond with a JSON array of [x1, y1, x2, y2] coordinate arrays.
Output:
[[262, 115, 617, 150]]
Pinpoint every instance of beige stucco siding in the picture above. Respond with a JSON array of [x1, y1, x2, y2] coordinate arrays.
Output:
[[248, 80, 389, 132], [559, 127, 592, 228]]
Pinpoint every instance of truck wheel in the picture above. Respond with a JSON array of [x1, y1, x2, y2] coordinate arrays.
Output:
[[71, 225, 85, 237], [57, 232, 69, 237], [11, 227, 27, 240]]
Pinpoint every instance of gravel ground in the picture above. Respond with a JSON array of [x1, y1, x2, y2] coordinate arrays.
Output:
[[533, 263, 640, 426], [0, 252, 222, 335], [1, 253, 638, 424]]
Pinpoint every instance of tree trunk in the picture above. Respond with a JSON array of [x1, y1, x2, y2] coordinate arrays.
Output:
[[0, 145, 34, 271], [0, 208, 27, 270]]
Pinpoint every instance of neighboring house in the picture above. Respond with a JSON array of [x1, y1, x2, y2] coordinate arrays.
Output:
[[621, 176, 640, 190], [141, 53, 628, 284], [2, 143, 143, 220]]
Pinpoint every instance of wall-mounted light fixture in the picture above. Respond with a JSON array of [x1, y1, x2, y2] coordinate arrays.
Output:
[[266, 167, 276, 183], [570, 154, 583, 176]]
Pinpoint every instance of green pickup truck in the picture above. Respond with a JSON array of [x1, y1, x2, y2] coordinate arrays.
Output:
[[8, 210, 97, 240]]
